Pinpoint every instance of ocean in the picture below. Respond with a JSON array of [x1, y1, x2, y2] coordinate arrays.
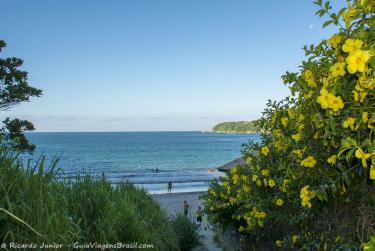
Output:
[[25, 131, 260, 194]]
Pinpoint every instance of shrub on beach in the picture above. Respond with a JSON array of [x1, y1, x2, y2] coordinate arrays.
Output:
[[171, 214, 202, 251], [0, 147, 182, 250], [203, 0, 375, 249]]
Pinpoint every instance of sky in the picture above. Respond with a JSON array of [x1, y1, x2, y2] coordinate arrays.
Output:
[[1, 0, 341, 132]]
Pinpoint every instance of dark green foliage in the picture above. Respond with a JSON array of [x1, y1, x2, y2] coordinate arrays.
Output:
[[0, 40, 42, 152], [114, 184, 180, 250], [1, 118, 36, 152], [0, 40, 42, 110], [0, 148, 74, 244], [171, 214, 202, 251], [0, 147, 202, 250], [212, 120, 259, 133]]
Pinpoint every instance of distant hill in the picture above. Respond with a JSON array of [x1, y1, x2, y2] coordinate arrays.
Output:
[[211, 120, 259, 133]]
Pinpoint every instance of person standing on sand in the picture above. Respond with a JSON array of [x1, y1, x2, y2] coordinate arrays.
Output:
[[183, 201, 189, 216], [167, 181, 172, 194], [195, 206, 203, 227]]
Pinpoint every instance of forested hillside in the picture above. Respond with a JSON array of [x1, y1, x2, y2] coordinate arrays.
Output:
[[212, 121, 258, 133]]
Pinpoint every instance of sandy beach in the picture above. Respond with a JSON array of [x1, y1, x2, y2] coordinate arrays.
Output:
[[153, 192, 203, 215], [153, 192, 221, 251]]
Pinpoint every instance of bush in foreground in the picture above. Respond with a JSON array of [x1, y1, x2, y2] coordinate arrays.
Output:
[[204, 0, 375, 249], [171, 214, 202, 251], [0, 146, 200, 251]]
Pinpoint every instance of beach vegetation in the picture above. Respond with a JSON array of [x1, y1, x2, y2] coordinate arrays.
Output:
[[171, 214, 202, 251], [0, 146, 203, 250], [204, 0, 375, 249], [0, 40, 42, 153]]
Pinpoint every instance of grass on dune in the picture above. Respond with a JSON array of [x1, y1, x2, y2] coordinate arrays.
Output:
[[0, 146, 201, 250]]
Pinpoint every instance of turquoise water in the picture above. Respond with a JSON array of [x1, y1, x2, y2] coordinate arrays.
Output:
[[26, 132, 260, 193]]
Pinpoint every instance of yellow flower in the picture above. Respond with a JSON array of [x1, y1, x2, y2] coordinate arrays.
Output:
[[259, 211, 266, 218], [328, 34, 343, 47], [317, 89, 332, 109], [252, 175, 258, 182], [261, 169, 270, 177], [281, 117, 288, 127], [283, 179, 290, 186], [362, 112, 368, 123], [370, 165, 375, 180], [301, 156, 317, 168], [287, 108, 295, 118], [275, 198, 284, 206], [261, 146, 269, 156], [330, 96, 344, 112], [256, 180, 262, 187], [292, 133, 301, 142], [358, 75, 372, 88], [327, 155, 337, 165], [292, 235, 299, 244], [300, 185, 315, 208], [346, 50, 371, 74], [275, 240, 283, 247], [330, 62, 346, 77], [303, 70, 316, 88], [272, 129, 282, 137], [355, 148, 373, 167], [342, 8, 357, 27], [353, 90, 367, 103], [343, 117, 356, 131], [304, 90, 314, 99], [268, 179, 276, 188], [342, 38, 363, 53], [245, 156, 253, 164], [317, 89, 344, 111], [293, 149, 303, 158], [243, 185, 250, 193]]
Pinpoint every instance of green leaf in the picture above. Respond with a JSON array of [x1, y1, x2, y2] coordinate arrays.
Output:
[[346, 148, 356, 161], [370, 57, 375, 69], [325, 1, 330, 10], [331, 13, 338, 21], [314, 0, 323, 6], [0, 208, 46, 238], [323, 20, 334, 28], [315, 9, 325, 17], [337, 8, 346, 19]]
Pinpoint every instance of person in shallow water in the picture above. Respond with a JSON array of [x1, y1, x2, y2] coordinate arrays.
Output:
[[167, 181, 172, 194], [183, 201, 189, 216]]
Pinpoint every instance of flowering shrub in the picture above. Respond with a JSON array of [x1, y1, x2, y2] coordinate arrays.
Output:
[[203, 0, 375, 249]]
